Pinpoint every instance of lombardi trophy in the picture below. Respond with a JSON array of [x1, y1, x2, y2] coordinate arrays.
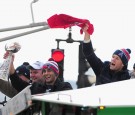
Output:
[[0, 42, 21, 80]]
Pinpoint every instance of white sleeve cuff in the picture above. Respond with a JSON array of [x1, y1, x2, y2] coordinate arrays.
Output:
[[83, 39, 91, 43]]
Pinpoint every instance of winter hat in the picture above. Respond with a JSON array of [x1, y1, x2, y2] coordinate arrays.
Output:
[[16, 65, 30, 79], [42, 58, 59, 75], [113, 48, 131, 66], [23, 62, 29, 66], [28, 61, 44, 70]]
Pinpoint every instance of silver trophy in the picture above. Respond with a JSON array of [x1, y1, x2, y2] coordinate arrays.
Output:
[[0, 42, 21, 80]]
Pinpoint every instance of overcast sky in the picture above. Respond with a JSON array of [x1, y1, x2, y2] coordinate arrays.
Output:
[[0, 0, 135, 101]]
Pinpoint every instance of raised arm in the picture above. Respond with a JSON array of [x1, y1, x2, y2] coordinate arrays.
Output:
[[82, 23, 91, 43]]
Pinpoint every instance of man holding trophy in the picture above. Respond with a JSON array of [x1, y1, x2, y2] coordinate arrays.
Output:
[[0, 42, 30, 98]]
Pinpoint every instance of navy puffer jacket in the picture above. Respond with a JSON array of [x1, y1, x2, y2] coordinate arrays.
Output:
[[82, 41, 131, 85]]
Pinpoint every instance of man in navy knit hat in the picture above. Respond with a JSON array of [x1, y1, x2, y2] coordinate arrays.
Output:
[[80, 23, 131, 115], [82, 24, 131, 85]]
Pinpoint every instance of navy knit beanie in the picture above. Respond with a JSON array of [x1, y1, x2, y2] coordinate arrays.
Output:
[[113, 48, 131, 66], [16, 65, 30, 79]]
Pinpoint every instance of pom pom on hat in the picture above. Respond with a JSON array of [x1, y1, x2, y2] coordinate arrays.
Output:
[[48, 58, 54, 61], [113, 48, 131, 66], [42, 58, 59, 75]]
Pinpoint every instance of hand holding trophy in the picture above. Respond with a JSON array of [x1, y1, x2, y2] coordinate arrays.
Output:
[[5, 42, 21, 53], [0, 42, 21, 80]]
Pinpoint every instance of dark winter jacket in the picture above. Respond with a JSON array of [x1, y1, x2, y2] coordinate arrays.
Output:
[[82, 41, 131, 85], [9, 72, 73, 115], [10, 72, 72, 94]]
